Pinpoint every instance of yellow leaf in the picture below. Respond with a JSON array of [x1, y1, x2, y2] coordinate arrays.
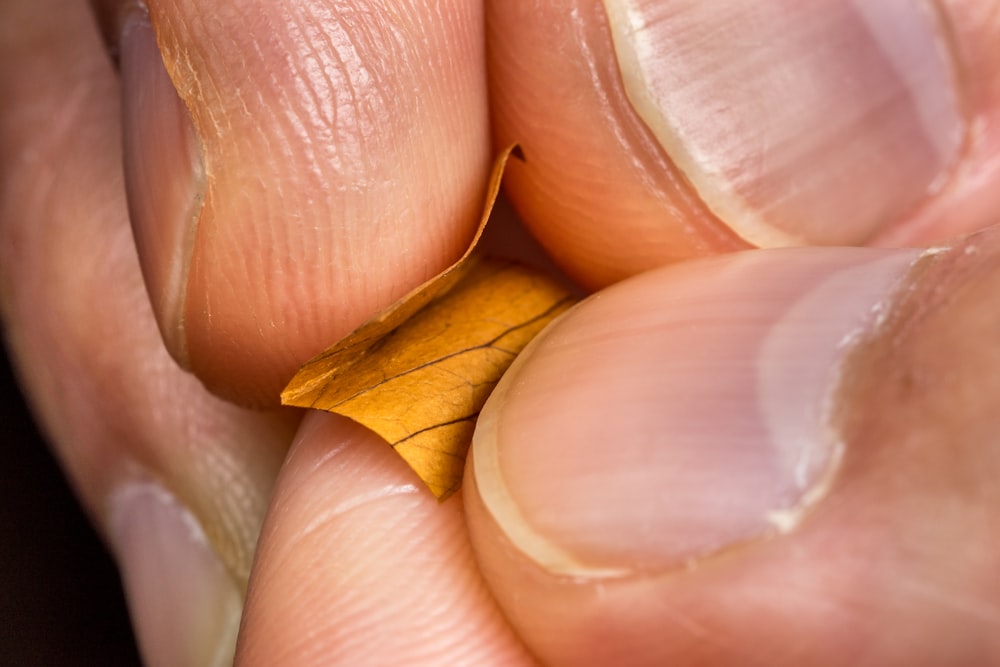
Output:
[[281, 147, 577, 499]]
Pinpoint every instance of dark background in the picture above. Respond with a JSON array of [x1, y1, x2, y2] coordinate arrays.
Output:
[[0, 345, 141, 665]]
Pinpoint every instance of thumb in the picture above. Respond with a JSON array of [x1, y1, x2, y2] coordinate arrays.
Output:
[[122, 0, 490, 406], [464, 227, 1000, 665], [488, 0, 1000, 288]]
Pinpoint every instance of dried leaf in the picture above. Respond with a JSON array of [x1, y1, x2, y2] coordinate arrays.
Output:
[[282, 147, 577, 499]]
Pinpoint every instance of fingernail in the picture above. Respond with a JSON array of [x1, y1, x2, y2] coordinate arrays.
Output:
[[473, 247, 921, 576], [121, 7, 204, 362], [603, 0, 964, 247], [109, 483, 242, 667]]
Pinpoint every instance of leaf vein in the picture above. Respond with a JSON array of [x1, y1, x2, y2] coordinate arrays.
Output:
[[392, 412, 481, 449]]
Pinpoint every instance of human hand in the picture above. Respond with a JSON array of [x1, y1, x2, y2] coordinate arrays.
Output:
[[3, 1, 1000, 666]]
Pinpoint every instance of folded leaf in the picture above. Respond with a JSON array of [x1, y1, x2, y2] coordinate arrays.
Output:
[[282, 147, 577, 499]]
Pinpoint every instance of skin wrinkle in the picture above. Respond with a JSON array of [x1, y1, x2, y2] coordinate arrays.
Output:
[[180, 1, 427, 332], [184, 443, 264, 583], [188, 9, 336, 360], [144, 388, 274, 586], [733, 556, 882, 665], [390, 525, 509, 664], [305, 6, 402, 312], [282, 10, 341, 151], [750, 563, 867, 660], [643, 593, 742, 657], [321, 14, 387, 272], [256, 439, 422, 570], [307, 11, 380, 176], [294, 482, 422, 545], [260, 498, 481, 664], [897, 573, 1000, 626], [300, 438, 355, 479]]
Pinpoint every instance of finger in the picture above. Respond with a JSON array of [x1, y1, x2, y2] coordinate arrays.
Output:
[[123, 0, 491, 406], [487, 0, 1000, 288], [0, 2, 294, 665], [464, 227, 1000, 665], [237, 413, 534, 666]]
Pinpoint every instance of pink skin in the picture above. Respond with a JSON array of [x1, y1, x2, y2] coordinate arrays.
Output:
[[465, 229, 1000, 665], [3, 0, 1000, 665], [488, 0, 1000, 286]]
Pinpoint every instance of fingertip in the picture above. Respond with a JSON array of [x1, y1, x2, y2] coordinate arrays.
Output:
[[237, 413, 533, 666], [464, 238, 1000, 665], [133, 1, 492, 405], [487, 0, 745, 290], [488, 0, 1000, 287]]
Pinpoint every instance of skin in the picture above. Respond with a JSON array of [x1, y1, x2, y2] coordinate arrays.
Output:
[[3, 0, 1000, 665]]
